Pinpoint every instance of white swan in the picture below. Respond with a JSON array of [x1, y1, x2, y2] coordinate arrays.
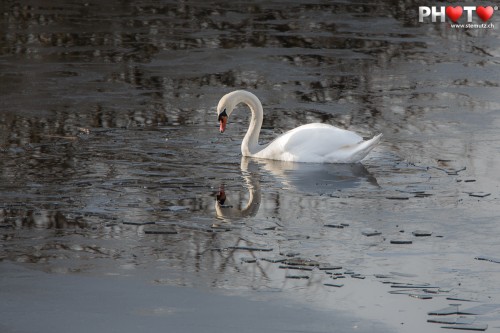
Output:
[[217, 90, 382, 163]]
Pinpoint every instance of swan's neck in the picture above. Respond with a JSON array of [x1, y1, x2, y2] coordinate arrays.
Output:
[[238, 92, 263, 156]]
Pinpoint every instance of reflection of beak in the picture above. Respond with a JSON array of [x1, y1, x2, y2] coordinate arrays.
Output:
[[219, 116, 227, 133], [217, 189, 226, 205]]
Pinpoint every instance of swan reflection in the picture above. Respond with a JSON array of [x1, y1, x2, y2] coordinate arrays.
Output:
[[215, 157, 378, 220], [257, 159, 379, 194], [215, 157, 261, 220]]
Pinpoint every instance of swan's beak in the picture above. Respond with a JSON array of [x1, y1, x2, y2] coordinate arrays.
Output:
[[219, 116, 227, 133], [218, 109, 228, 133]]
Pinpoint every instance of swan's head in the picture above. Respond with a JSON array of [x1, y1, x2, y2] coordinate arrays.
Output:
[[218, 108, 229, 133], [216, 92, 237, 133]]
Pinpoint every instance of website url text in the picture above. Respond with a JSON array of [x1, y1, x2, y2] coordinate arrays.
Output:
[[450, 23, 495, 29]]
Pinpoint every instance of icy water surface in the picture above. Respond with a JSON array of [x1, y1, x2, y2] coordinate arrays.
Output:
[[1, 1, 500, 332]]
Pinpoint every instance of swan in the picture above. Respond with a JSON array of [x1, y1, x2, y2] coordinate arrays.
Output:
[[217, 90, 382, 163]]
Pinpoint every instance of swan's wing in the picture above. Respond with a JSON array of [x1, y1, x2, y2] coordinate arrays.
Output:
[[280, 123, 363, 154], [284, 123, 363, 149], [255, 123, 378, 163]]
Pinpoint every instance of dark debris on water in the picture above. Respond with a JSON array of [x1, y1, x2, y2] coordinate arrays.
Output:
[[212, 246, 274, 252], [385, 196, 410, 200], [286, 275, 310, 279], [474, 256, 500, 264], [412, 230, 433, 237], [123, 221, 155, 226], [362, 228, 382, 236], [144, 229, 178, 235], [283, 258, 320, 267], [390, 239, 413, 245], [468, 192, 491, 198], [279, 265, 314, 271], [324, 223, 349, 229]]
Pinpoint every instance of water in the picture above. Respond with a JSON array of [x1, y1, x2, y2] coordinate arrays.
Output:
[[1, 1, 500, 332]]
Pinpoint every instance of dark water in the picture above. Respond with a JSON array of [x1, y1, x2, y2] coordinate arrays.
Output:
[[1, 1, 500, 332]]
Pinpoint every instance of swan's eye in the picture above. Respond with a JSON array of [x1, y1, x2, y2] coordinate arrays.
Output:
[[218, 109, 227, 121]]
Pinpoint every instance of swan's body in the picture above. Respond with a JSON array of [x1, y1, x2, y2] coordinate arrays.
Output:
[[217, 90, 382, 163]]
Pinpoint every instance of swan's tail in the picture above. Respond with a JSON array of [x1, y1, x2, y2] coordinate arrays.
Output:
[[351, 133, 383, 162], [328, 133, 382, 163]]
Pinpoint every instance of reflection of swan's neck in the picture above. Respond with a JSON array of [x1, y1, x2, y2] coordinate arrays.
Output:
[[237, 92, 263, 156], [241, 174, 261, 214], [215, 158, 261, 220]]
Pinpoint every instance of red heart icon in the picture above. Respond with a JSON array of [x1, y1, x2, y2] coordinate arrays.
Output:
[[446, 6, 463, 22], [476, 6, 494, 22]]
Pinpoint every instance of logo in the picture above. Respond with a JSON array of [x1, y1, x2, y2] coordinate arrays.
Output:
[[419, 5, 496, 28]]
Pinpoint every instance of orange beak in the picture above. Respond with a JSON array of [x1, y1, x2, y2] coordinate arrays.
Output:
[[219, 116, 227, 133]]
